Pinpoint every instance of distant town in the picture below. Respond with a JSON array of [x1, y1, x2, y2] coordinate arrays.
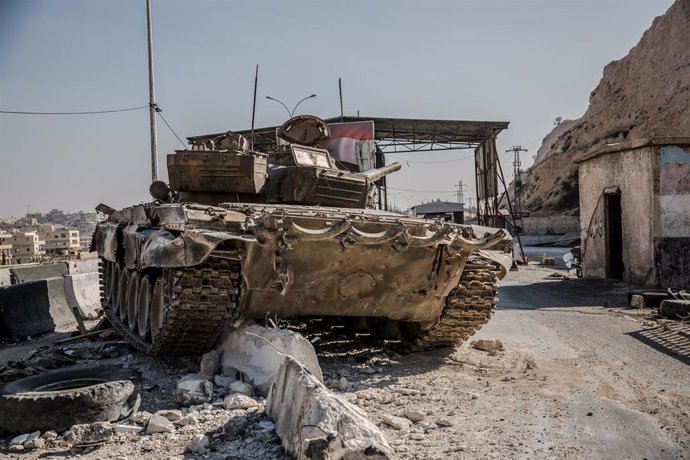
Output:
[[0, 209, 101, 265]]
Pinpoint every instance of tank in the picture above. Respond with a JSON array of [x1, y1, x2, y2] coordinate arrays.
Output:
[[93, 116, 512, 355]]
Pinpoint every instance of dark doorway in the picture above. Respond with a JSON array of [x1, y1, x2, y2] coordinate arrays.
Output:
[[606, 194, 624, 279]]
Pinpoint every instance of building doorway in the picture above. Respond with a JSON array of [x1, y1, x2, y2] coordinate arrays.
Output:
[[606, 193, 624, 279]]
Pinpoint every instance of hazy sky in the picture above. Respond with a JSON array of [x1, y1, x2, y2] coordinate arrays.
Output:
[[0, 0, 674, 216]]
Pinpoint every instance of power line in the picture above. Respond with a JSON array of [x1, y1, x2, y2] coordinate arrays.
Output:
[[156, 111, 186, 148], [0, 106, 149, 115]]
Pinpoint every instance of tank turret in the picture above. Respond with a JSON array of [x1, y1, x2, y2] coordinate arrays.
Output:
[[161, 115, 400, 209]]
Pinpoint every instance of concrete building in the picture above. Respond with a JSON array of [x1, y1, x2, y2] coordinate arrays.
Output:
[[12, 231, 45, 261], [411, 202, 464, 224], [0, 232, 12, 265], [41, 228, 81, 256], [577, 138, 690, 288]]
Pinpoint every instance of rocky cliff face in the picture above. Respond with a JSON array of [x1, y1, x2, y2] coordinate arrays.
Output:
[[522, 0, 690, 215]]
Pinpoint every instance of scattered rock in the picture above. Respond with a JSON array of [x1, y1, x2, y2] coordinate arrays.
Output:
[[436, 418, 454, 427], [403, 409, 426, 422], [175, 374, 213, 405], [471, 339, 504, 353], [223, 393, 260, 410], [10, 433, 31, 445], [24, 437, 45, 450], [381, 414, 413, 431], [176, 414, 199, 427], [224, 416, 251, 438], [114, 424, 144, 434], [155, 409, 183, 422], [399, 388, 421, 396], [129, 411, 152, 424], [145, 414, 175, 434], [214, 374, 236, 388], [199, 350, 219, 379], [339, 377, 349, 392], [8, 445, 24, 453], [229, 380, 253, 396], [188, 434, 209, 454], [64, 422, 114, 445], [41, 431, 58, 441]]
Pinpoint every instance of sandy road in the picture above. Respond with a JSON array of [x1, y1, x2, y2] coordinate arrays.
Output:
[[320, 265, 690, 459]]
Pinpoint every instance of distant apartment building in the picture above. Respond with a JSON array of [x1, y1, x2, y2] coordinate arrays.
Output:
[[41, 228, 81, 256], [0, 232, 12, 265], [12, 232, 45, 260]]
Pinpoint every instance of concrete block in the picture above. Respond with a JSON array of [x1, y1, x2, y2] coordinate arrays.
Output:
[[64, 259, 99, 275], [0, 268, 11, 287], [216, 322, 323, 396], [63, 273, 100, 319], [0, 277, 76, 339], [266, 357, 393, 459], [630, 294, 645, 309], [10, 263, 68, 284]]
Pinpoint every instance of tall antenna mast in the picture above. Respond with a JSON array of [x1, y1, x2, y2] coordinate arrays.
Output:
[[250, 64, 258, 149], [146, 0, 159, 182]]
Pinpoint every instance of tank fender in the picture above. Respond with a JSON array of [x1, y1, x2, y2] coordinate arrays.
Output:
[[93, 222, 120, 263], [138, 229, 256, 269]]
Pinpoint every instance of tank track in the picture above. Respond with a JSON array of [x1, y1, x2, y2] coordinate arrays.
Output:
[[99, 258, 240, 355], [399, 262, 499, 351]]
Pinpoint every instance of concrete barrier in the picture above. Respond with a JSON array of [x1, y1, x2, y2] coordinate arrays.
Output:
[[63, 273, 100, 319], [10, 263, 68, 284], [0, 277, 76, 339], [0, 268, 11, 287], [65, 259, 99, 275]]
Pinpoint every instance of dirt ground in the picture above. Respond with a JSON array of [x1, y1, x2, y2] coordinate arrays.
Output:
[[1, 264, 688, 459]]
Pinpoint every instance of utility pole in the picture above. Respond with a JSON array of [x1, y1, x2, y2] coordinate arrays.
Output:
[[454, 180, 468, 204], [506, 145, 527, 217], [146, 0, 158, 182]]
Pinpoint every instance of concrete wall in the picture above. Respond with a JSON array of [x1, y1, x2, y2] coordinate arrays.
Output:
[[579, 145, 658, 286], [521, 216, 580, 235], [656, 145, 690, 288]]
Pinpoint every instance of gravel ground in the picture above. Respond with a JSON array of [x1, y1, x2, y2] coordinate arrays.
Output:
[[1, 264, 688, 459]]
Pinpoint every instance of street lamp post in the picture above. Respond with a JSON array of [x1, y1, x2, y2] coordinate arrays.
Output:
[[265, 94, 317, 117]]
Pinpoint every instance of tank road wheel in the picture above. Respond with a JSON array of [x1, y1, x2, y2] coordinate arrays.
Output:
[[398, 262, 499, 351], [127, 271, 140, 332], [111, 264, 122, 314], [137, 275, 153, 340], [103, 259, 241, 355], [117, 269, 131, 323], [150, 276, 165, 341]]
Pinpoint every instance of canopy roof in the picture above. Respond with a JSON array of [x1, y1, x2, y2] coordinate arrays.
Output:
[[187, 116, 509, 153]]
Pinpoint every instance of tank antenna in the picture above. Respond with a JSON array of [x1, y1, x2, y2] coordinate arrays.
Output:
[[250, 64, 259, 149], [338, 77, 344, 121], [146, 0, 159, 181]]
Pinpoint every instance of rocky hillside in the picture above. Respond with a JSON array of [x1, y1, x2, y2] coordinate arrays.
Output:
[[521, 0, 690, 215]]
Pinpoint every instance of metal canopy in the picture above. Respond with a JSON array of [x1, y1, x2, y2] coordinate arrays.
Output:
[[187, 116, 509, 153]]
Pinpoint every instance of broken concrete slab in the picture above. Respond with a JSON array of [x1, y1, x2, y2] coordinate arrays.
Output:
[[216, 322, 323, 396], [64, 422, 115, 445], [175, 374, 213, 406], [266, 357, 393, 459], [199, 350, 219, 379]]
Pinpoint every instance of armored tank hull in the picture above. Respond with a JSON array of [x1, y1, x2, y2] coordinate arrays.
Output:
[[94, 202, 511, 355]]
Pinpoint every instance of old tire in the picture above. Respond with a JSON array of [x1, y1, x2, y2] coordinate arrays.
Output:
[[0, 366, 140, 434]]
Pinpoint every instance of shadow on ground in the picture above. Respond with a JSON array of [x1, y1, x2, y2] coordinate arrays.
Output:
[[627, 322, 690, 366], [498, 278, 631, 310]]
